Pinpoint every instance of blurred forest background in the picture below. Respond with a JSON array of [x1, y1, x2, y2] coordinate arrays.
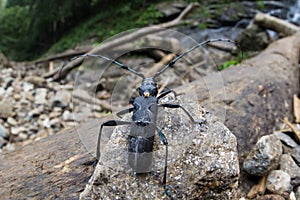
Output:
[[0, 0, 171, 61]]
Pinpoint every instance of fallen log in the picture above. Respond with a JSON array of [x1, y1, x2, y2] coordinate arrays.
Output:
[[0, 32, 299, 199], [254, 12, 300, 36]]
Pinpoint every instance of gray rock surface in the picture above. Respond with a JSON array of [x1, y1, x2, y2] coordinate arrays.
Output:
[[80, 96, 239, 199], [295, 186, 300, 200], [279, 154, 300, 179], [274, 132, 298, 148], [243, 134, 282, 176], [266, 170, 293, 195]]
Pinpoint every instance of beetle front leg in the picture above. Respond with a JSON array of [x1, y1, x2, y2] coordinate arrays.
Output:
[[96, 120, 131, 161]]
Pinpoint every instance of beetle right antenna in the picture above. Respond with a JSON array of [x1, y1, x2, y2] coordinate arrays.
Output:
[[154, 38, 240, 78]]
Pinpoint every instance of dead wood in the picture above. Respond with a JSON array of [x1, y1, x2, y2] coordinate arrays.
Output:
[[47, 3, 198, 81], [283, 117, 300, 143], [246, 175, 267, 199], [294, 94, 300, 123], [254, 12, 300, 36], [35, 47, 92, 64]]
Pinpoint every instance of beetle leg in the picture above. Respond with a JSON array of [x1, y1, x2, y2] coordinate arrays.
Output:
[[116, 107, 134, 118], [159, 103, 206, 125], [96, 120, 131, 161]]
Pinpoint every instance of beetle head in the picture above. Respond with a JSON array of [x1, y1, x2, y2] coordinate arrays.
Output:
[[138, 78, 158, 98]]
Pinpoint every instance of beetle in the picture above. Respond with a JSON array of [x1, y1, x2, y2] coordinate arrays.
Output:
[[61, 38, 239, 197]]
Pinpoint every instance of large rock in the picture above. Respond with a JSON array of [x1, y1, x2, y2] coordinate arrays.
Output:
[[80, 96, 239, 199]]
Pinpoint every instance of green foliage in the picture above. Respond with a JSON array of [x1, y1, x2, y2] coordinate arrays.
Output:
[[0, 0, 100, 60], [217, 60, 239, 70], [217, 52, 244, 70], [256, 0, 265, 9], [0, 5, 30, 59], [0, 0, 164, 60]]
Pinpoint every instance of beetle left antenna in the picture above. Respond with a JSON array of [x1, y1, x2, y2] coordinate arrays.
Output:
[[60, 53, 145, 79]]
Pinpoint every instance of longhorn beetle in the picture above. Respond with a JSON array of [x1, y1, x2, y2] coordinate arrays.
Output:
[[60, 38, 239, 198]]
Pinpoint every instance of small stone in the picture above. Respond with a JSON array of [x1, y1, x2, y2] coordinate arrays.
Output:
[[0, 124, 8, 139], [11, 127, 27, 135], [42, 117, 51, 128], [49, 111, 61, 119], [0, 87, 5, 99], [34, 88, 48, 104], [62, 110, 73, 121], [50, 90, 71, 108], [22, 82, 34, 91], [290, 146, 300, 165], [266, 170, 293, 195], [4, 143, 15, 151], [295, 186, 300, 200], [279, 154, 300, 179], [53, 107, 62, 112], [0, 136, 7, 148], [49, 118, 61, 127], [274, 131, 298, 148], [18, 132, 28, 140], [24, 91, 35, 102], [289, 191, 296, 200], [256, 194, 285, 200], [7, 117, 18, 126], [0, 100, 14, 118], [27, 108, 41, 119], [13, 93, 21, 101], [243, 134, 282, 176]]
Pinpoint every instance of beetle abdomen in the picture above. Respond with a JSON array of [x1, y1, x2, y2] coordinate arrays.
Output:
[[128, 135, 154, 173]]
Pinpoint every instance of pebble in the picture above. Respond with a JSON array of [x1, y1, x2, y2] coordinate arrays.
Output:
[[0, 124, 8, 139], [274, 131, 298, 148], [295, 186, 300, 200], [34, 88, 48, 104], [0, 136, 6, 148], [266, 170, 292, 195], [279, 154, 300, 179], [0, 100, 14, 118], [22, 82, 34, 91], [13, 93, 21, 101], [24, 91, 34, 102], [243, 134, 282, 176], [11, 127, 27, 135], [50, 90, 71, 108], [255, 194, 285, 200], [7, 117, 18, 126]]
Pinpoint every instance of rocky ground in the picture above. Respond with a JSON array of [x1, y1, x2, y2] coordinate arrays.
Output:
[[0, 59, 76, 151], [1, 1, 300, 199]]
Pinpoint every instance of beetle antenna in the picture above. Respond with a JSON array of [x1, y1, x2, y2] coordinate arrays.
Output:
[[154, 38, 240, 78], [59, 53, 145, 79]]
